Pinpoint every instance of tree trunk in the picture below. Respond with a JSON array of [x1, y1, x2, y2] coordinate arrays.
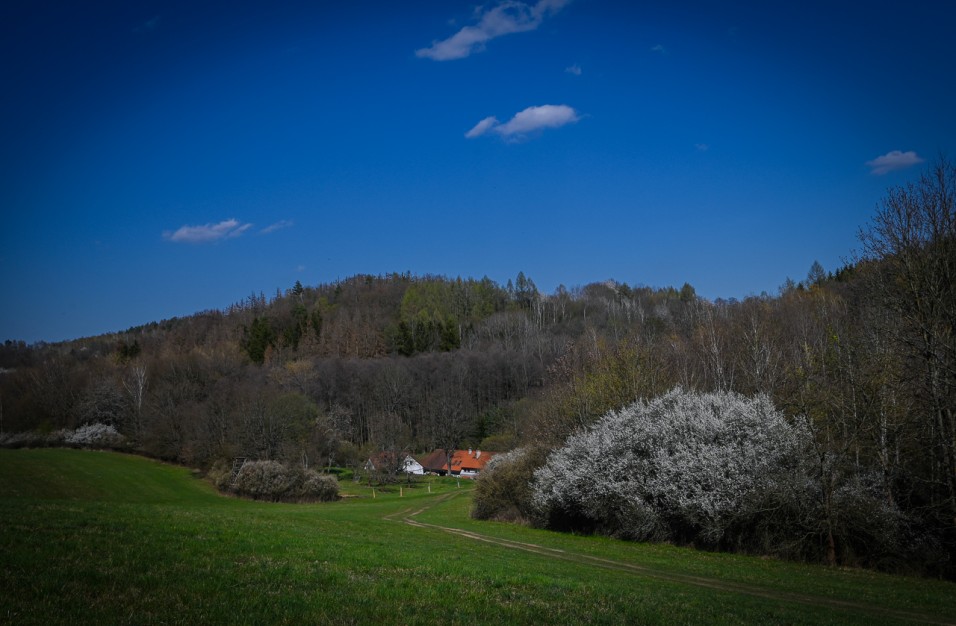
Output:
[[826, 527, 837, 567]]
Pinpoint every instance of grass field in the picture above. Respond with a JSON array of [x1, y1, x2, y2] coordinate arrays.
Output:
[[1, 449, 954, 625]]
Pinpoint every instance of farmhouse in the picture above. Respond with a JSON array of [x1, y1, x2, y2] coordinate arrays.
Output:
[[419, 448, 496, 478], [364, 452, 425, 476]]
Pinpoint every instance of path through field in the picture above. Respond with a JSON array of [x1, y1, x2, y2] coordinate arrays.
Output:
[[389, 491, 953, 626]]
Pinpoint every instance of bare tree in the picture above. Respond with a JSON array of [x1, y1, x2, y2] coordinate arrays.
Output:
[[123, 364, 148, 437], [860, 157, 956, 525]]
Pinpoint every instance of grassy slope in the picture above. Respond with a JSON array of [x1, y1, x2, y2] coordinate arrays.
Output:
[[0, 449, 953, 625]]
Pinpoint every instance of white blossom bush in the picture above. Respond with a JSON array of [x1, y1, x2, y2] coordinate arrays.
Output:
[[230, 460, 339, 502], [62, 423, 126, 447], [0, 430, 50, 448], [483, 447, 528, 473], [531, 388, 808, 546], [0, 423, 126, 449]]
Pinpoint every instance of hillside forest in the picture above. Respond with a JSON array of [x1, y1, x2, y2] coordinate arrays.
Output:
[[1, 160, 953, 576]]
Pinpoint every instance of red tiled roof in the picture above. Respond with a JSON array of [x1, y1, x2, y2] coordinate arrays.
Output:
[[419, 449, 497, 474]]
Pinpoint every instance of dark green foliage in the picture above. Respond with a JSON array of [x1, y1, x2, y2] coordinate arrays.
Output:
[[243, 317, 276, 364], [116, 340, 141, 361], [388, 276, 507, 354], [281, 303, 309, 350], [310, 307, 323, 339], [386, 320, 415, 355], [679, 282, 696, 302]]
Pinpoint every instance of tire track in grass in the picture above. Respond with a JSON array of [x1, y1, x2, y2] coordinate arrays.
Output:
[[391, 491, 953, 625]]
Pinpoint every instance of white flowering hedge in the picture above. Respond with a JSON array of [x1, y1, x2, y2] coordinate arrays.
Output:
[[531, 388, 808, 546], [219, 460, 339, 503], [0, 423, 126, 449], [61, 423, 125, 447]]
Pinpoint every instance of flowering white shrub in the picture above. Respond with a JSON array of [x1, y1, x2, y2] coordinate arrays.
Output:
[[532, 388, 808, 546], [62, 423, 125, 447], [483, 447, 528, 472], [231, 460, 339, 502], [0, 423, 126, 449]]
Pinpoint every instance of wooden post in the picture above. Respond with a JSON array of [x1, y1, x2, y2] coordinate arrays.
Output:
[[372, 488, 376, 498], [400, 487, 403, 497]]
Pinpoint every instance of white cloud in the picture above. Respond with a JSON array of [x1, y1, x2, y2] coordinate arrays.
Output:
[[163, 218, 252, 243], [466, 104, 580, 140], [465, 116, 500, 139], [261, 219, 294, 234], [866, 150, 924, 175], [417, 0, 571, 61], [565, 63, 582, 75], [651, 44, 667, 55], [695, 143, 709, 152]]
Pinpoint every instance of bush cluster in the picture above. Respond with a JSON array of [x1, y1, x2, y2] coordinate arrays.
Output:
[[210, 460, 339, 503], [531, 388, 808, 546], [0, 423, 126, 450], [475, 388, 910, 565]]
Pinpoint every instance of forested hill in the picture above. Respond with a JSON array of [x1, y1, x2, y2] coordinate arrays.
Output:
[[0, 264, 871, 467], [1, 270, 710, 459], [3, 267, 839, 461]]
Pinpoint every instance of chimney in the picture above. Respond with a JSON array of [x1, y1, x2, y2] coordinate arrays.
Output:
[[468, 448, 472, 455], [476, 450, 481, 458]]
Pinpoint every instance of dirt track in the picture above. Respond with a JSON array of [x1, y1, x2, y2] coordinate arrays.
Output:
[[389, 492, 952, 625]]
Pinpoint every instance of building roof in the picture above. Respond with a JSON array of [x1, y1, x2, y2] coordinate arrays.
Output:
[[419, 449, 449, 472], [366, 451, 417, 471], [419, 449, 497, 474]]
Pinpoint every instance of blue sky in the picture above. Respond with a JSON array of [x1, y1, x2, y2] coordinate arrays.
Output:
[[2, 0, 954, 343]]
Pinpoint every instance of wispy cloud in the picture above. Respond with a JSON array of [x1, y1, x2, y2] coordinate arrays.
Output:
[[466, 104, 581, 140], [866, 150, 924, 175], [695, 143, 709, 152], [417, 0, 571, 61], [465, 116, 501, 139], [163, 218, 252, 244], [565, 63, 582, 76], [261, 219, 294, 234], [650, 44, 668, 55]]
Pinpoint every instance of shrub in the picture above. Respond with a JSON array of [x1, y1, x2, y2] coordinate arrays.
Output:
[[205, 460, 234, 491], [0, 430, 53, 449], [0, 423, 126, 450], [61, 423, 125, 447], [531, 388, 808, 548], [472, 446, 549, 523], [228, 460, 338, 502]]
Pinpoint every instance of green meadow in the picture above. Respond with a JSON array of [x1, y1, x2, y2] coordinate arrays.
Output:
[[1, 449, 953, 625]]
